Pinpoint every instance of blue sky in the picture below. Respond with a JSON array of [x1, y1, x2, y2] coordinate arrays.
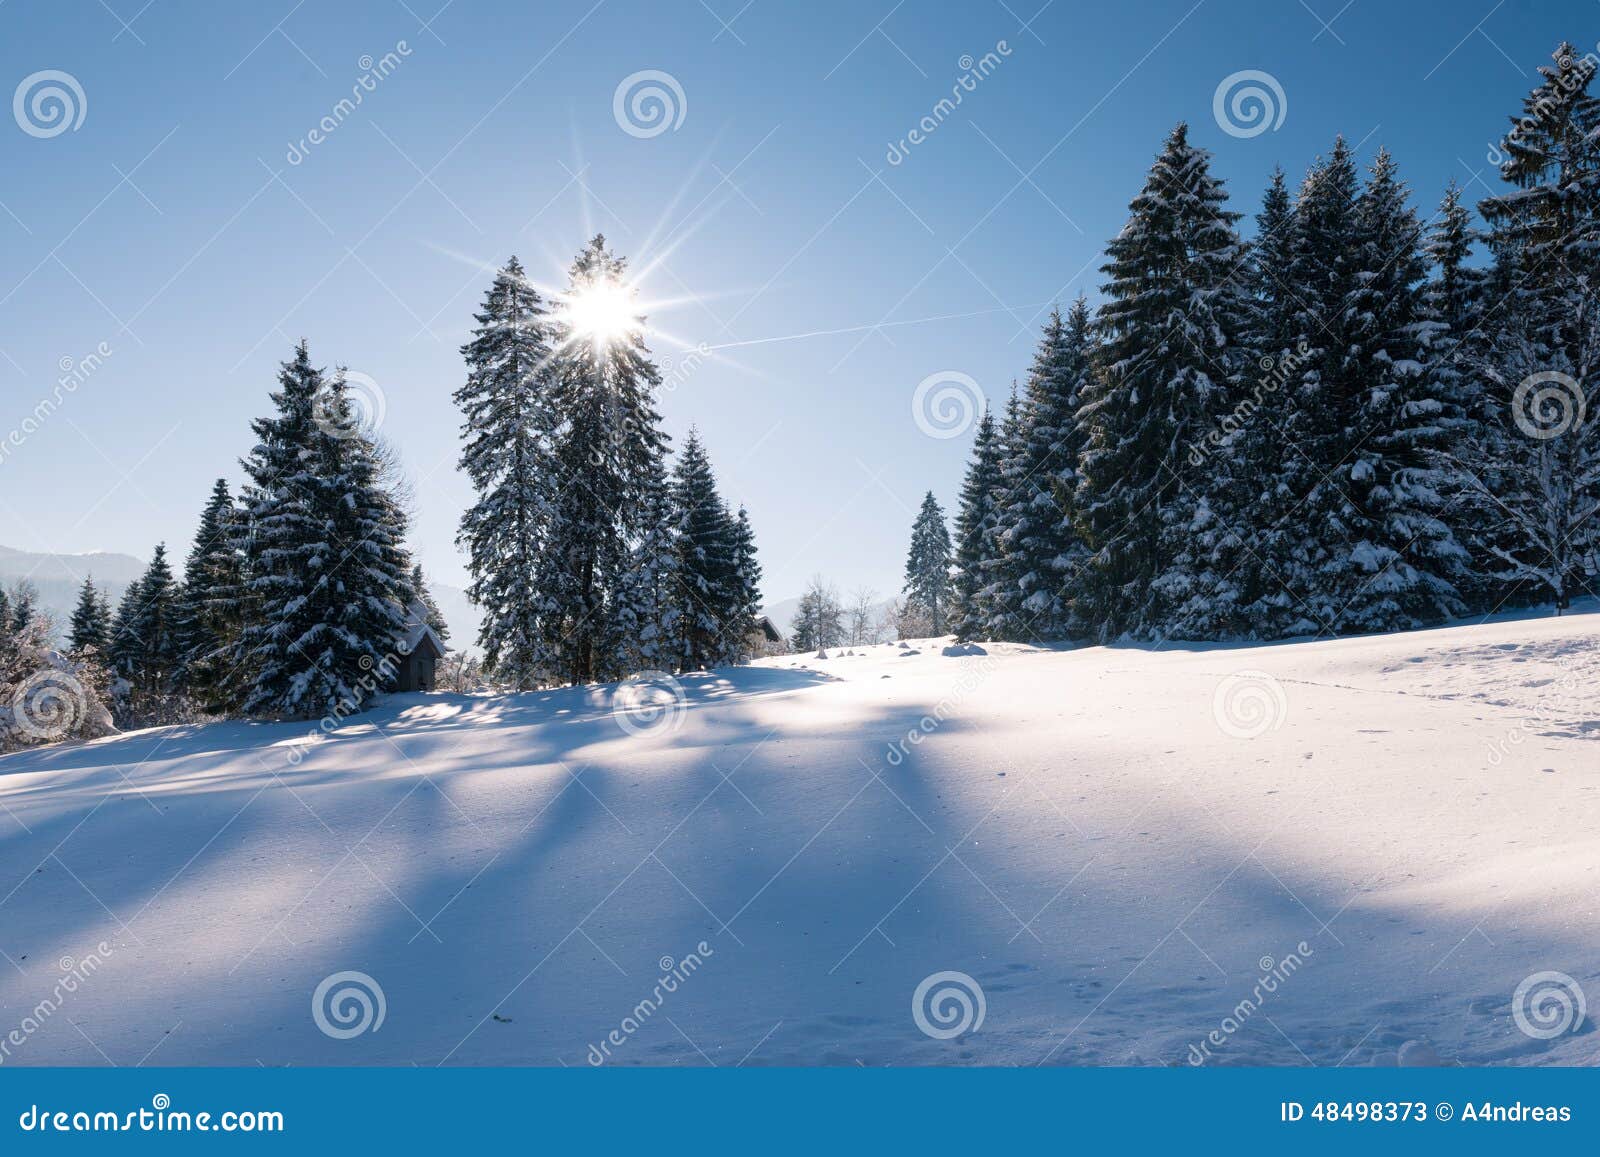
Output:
[[0, 0, 1583, 602]]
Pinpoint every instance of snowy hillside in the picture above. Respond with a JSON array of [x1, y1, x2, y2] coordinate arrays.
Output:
[[1, 609, 1596, 1067]]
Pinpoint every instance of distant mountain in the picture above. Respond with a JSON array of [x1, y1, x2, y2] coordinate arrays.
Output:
[[0, 544, 482, 650], [0, 545, 145, 633]]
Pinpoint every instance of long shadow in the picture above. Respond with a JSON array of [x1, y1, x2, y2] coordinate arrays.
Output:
[[2, 659, 1594, 1067]]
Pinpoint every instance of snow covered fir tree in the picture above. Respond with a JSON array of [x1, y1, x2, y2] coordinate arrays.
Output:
[[901, 491, 953, 636], [232, 343, 415, 719], [453, 255, 563, 689], [925, 41, 1600, 649], [453, 238, 767, 688]]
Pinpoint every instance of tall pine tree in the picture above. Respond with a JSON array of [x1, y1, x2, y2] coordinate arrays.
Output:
[[409, 563, 450, 643], [124, 544, 181, 691], [983, 385, 1030, 641], [951, 405, 1002, 642], [1003, 299, 1093, 640], [237, 346, 412, 719], [1075, 122, 1246, 640], [1333, 148, 1466, 631], [902, 491, 953, 636], [729, 505, 764, 660], [455, 256, 562, 688], [1457, 44, 1600, 611], [670, 429, 739, 671], [176, 478, 247, 711], [68, 577, 110, 655], [541, 236, 672, 684]]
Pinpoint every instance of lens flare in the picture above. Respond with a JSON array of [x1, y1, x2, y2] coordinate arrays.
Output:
[[561, 279, 640, 347]]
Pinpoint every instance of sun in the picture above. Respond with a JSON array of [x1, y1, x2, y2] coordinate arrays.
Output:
[[560, 278, 640, 348]]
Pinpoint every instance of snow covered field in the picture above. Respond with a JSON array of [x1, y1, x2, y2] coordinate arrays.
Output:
[[1, 609, 1596, 1067]]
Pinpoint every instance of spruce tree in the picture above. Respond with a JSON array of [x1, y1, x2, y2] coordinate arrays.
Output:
[[1424, 181, 1487, 336], [409, 563, 450, 642], [1075, 122, 1246, 639], [542, 236, 671, 684], [1332, 148, 1466, 631], [1455, 44, 1600, 612], [1479, 42, 1600, 336], [902, 491, 953, 636], [1201, 166, 1304, 640], [1257, 140, 1367, 637], [951, 406, 1002, 642], [454, 256, 560, 687], [1422, 180, 1499, 611], [729, 505, 764, 660], [237, 347, 412, 718], [613, 469, 681, 673], [109, 578, 144, 678], [125, 543, 181, 691], [983, 385, 1030, 640], [1004, 300, 1093, 640], [6, 581, 37, 633], [68, 576, 110, 654], [670, 429, 739, 671], [176, 478, 246, 711]]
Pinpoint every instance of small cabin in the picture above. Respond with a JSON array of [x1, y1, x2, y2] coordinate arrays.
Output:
[[747, 615, 784, 658], [393, 600, 447, 692]]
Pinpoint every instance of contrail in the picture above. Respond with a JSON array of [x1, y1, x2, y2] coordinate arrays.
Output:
[[701, 301, 1060, 352]]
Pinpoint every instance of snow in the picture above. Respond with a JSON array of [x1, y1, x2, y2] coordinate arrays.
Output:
[[2, 608, 1598, 1067]]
